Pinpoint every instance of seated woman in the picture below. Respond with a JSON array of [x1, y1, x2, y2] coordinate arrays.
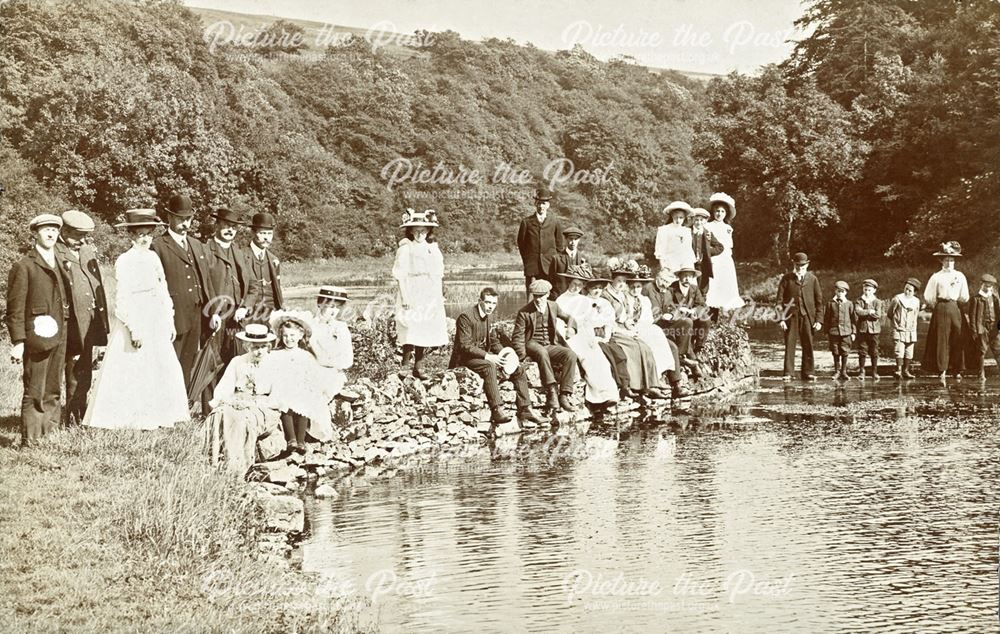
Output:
[[311, 285, 355, 399], [630, 266, 689, 398], [267, 311, 335, 456], [555, 264, 620, 406], [601, 258, 670, 400], [204, 323, 284, 473]]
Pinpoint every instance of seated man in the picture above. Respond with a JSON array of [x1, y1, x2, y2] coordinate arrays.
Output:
[[645, 267, 711, 363], [448, 287, 543, 429], [511, 279, 580, 414]]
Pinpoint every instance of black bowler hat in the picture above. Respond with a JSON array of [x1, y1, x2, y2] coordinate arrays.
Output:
[[167, 194, 194, 218], [211, 208, 246, 225], [251, 213, 276, 230], [534, 187, 553, 202]]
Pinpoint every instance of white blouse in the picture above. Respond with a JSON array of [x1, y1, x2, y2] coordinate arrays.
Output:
[[923, 269, 969, 304]]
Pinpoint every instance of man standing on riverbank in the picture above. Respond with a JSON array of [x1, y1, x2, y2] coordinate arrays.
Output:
[[242, 212, 284, 323], [55, 210, 109, 424], [776, 252, 823, 381], [517, 188, 564, 300], [6, 214, 69, 447], [449, 287, 543, 430], [204, 207, 251, 364]]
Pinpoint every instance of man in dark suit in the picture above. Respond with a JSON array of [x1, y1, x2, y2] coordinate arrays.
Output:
[[516, 188, 565, 300], [646, 267, 711, 363], [689, 208, 724, 295], [775, 252, 824, 381], [449, 287, 543, 428], [55, 210, 109, 424], [511, 279, 579, 413], [548, 225, 585, 298], [151, 194, 220, 391], [203, 207, 251, 364], [6, 214, 70, 446], [242, 212, 284, 323]]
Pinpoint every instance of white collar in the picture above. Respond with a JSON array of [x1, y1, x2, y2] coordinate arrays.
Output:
[[167, 228, 188, 246], [214, 237, 232, 250], [35, 244, 55, 266], [477, 305, 488, 319], [250, 242, 267, 259]]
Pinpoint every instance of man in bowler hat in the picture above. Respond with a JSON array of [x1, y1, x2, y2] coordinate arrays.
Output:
[[6, 214, 70, 446], [548, 225, 585, 298], [775, 252, 824, 380], [203, 207, 251, 364], [516, 188, 565, 300], [242, 212, 284, 322], [55, 210, 109, 424], [151, 193, 220, 392]]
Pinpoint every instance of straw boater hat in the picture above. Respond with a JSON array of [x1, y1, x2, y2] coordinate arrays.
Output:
[[663, 201, 692, 219], [558, 262, 609, 284], [496, 347, 520, 376], [400, 208, 439, 228], [932, 241, 963, 257], [235, 323, 277, 344], [115, 209, 166, 228], [675, 267, 701, 279], [269, 309, 313, 339], [708, 192, 737, 222], [317, 285, 348, 302]]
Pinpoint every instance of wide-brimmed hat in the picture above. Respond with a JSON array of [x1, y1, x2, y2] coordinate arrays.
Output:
[[211, 208, 246, 226], [932, 241, 963, 257], [115, 209, 166, 228], [400, 208, 439, 228], [563, 225, 584, 239], [904, 277, 922, 291], [29, 214, 63, 231], [606, 257, 641, 278], [61, 210, 95, 232], [317, 285, 348, 302], [250, 213, 276, 230], [235, 323, 277, 344], [981, 274, 998, 286], [269, 310, 313, 339], [708, 192, 737, 221], [528, 278, 552, 296], [675, 267, 701, 278], [496, 347, 520, 375], [689, 208, 710, 221], [630, 264, 654, 283], [166, 194, 194, 218], [862, 279, 878, 289], [663, 201, 692, 218], [791, 252, 810, 265], [534, 188, 553, 202], [558, 262, 608, 283], [834, 280, 850, 291]]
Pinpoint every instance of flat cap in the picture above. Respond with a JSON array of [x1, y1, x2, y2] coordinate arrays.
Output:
[[690, 208, 711, 219], [834, 280, 850, 291], [563, 225, 584, 238], [29, 214, 63, 231], [904, 277, 922, 291], [528, 279, 552, 296], [862, 279, 878, 289], [981, 274, 998, 286], [61, 210, 95, 232]]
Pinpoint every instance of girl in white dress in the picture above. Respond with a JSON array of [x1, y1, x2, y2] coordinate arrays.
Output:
[[311, 285, 354, 398], [84, 210, 189, 430], [393, 208, 447, 379], [705, 192, 745, 311], [555, 264, 619, 405], [653, 201, 695, 281]]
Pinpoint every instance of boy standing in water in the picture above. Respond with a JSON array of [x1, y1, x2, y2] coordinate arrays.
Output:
[[823, 280, 856, 381], [887, 278, 922, 379], [966, 274, 1000, 380], [854, 279, 883, 381]]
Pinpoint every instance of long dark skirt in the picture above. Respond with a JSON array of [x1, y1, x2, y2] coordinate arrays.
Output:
[[921, 301, 965, 373]]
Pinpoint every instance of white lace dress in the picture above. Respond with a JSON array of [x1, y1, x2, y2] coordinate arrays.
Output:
[[705, 220, 745, 310]]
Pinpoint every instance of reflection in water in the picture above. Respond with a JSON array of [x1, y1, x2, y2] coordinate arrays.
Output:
[[300, 329, 1000, 632]]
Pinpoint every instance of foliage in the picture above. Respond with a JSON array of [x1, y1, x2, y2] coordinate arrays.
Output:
[[347, 312, 400, 382], [699, 323, 753, 376]]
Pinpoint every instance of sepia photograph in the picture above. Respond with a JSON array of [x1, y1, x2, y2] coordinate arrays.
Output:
[[0, 0, 998, 631]]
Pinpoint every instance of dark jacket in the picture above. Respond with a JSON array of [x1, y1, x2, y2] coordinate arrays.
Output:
[[55, 242, 109, 354], [646, 281, 707, 322], [776, 271, 823, 325], [242, 246, 284, 310], [854, 296, 883, 334], [967, 292, 1000, 338], [511, 299, 575, 359], [151, 233, 217, 335], [5, 248, 69, 352], [516, 214, 565, 277], [549, 248, 585, 296], [691, 229, 724, 278], [204, 239, 250, 320], [823, 298, 856, 336], [448, 305, 503, 368]]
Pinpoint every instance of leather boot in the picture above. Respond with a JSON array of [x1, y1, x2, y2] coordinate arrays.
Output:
[[412, 346, 428, 380], [558, 392, 577, 412], [401, 344, 414, 366], [518, 407, 544, 425], [546, 385, 561, 412]]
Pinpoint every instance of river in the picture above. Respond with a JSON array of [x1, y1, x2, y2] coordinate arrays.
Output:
[[297, 326, 999, 633]]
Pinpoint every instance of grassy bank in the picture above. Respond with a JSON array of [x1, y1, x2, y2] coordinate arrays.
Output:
[[0, 348, 372, 633]]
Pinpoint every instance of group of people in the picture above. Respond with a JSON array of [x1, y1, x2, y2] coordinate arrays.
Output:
[[776, 243, 1000, 382]]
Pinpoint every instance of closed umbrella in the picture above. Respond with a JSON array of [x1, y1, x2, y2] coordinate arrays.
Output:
[[188, 331, 225, 405]]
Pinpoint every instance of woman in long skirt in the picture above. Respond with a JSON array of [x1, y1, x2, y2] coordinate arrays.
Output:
[[921, 241, 970, 379], [393, 208, 447, 379], [84, 210, 189, 430], [555, 264, 619, 405], [705, 193, 745, 311], [629, 265, 677, 376], [601, 259, 669, 400]]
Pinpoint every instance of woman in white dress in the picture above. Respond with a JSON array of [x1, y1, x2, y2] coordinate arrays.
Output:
[[653, 201, 696, 281], [705, 192, 745, 311], [628, 265, 678, 377], [393, 208, 447, 379], [555, 264, 619, 406], [311, 285, 354, 398], [84, 209, 189, 430]]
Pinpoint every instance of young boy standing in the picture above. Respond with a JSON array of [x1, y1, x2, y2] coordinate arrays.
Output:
[[966, 274, 1000, 380], [887, 278, 922, 379], [823, 280, 856, 381], [854, 279, 884, 381]]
